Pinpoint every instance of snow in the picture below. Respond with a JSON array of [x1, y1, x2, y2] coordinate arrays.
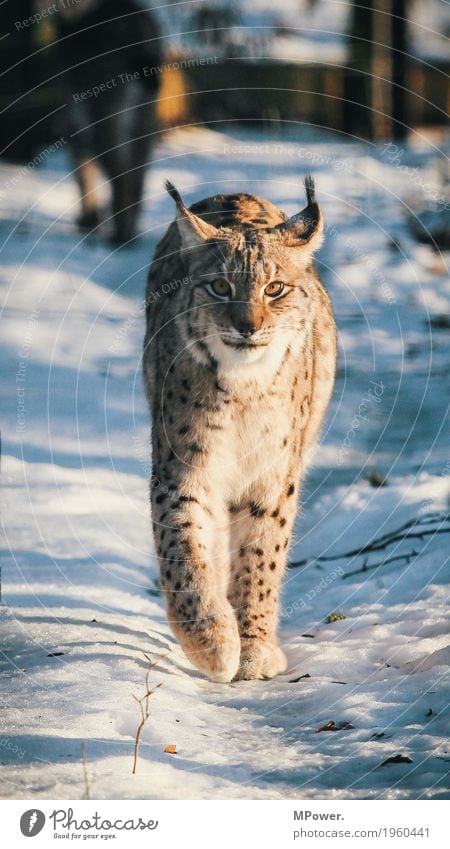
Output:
[[1, 124, 449, 800]]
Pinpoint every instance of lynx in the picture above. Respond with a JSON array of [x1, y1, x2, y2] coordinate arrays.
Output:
[[143, 177, 336, 682]]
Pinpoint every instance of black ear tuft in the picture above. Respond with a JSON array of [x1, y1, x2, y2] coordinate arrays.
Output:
[[164, 179, 184, 207], [304, 174, 316, 206]]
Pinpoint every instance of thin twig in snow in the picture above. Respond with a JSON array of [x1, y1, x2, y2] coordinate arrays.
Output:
[[81, 742, 91, 800], [131, 653, 164, 775], [342, 548, 420, 579], [288, 512, 450, 570]]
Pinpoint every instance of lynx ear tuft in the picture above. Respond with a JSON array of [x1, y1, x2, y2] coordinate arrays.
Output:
[[271, 175, 323, 255], [164, 179, 219, 250], [164, 179, 184, 207], [304, 174, 316, 206]]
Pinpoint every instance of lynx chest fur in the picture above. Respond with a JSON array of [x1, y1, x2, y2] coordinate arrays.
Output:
[[143, 178, 336, 682]]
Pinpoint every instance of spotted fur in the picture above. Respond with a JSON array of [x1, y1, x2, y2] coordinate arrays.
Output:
[[143, 179, 336, 681]]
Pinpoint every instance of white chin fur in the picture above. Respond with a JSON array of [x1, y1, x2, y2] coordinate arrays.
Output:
[[206, 331, 294, 386]]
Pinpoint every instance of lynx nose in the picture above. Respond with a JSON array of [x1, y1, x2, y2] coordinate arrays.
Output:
[[239, 324, 255, 338], [234, 316, 263, 337]]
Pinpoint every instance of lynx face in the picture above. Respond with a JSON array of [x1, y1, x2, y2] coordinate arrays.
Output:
[[164, 180, 324, 375]]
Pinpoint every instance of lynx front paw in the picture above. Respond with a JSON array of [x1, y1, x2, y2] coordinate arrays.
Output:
[[234, 639, 287, 681], [172, 603, 241, 683]]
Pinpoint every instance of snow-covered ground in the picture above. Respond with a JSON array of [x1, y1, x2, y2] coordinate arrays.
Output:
[[0, 124, 449, 800]]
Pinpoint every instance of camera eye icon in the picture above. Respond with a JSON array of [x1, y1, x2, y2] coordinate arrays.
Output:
[[19, 810, 46, 837]]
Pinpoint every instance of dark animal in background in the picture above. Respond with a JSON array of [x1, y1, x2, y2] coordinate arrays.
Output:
[[55, 0, 163, 244]]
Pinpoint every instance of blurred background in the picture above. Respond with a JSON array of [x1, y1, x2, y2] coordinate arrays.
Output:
[[1, 0, 448, 160]]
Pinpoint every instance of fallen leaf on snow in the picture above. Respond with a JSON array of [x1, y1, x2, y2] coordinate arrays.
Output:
[[315, 720, 354, 733], [164, 744, 177, 754], [325, 611, 347, 624], [380, 754, 413, 766], [367, 470, 387, 487]]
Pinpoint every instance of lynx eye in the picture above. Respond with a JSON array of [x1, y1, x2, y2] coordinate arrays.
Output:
[[206, 279, 232, 300], [264, 280, 285, 299]]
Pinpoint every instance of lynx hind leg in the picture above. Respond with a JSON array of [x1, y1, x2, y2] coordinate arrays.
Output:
[[237, 641, 287, 682], [228, 501, 296, 680]]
